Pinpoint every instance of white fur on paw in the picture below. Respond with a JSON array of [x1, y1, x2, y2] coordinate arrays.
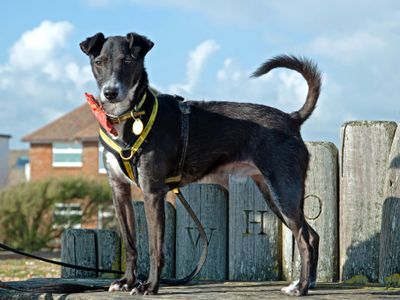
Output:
[[130, 287, 139, 295], [108, 283, 122, 292], [121, 284, 129, 291], [281, 280, 300, 296]]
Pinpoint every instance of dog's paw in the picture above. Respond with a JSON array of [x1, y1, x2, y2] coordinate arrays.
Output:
[[108, 277, 136, 292], [130, 282, 158, 296], [281, 280, 307, 297], [108, 283, 129, 292]]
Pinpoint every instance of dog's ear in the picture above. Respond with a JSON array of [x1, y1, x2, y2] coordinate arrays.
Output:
[[126, 32, 154, 59], [80, 32, 105, 56]]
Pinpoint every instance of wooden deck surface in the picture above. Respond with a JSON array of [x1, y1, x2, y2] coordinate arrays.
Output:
[[1, 279, 400, 299]]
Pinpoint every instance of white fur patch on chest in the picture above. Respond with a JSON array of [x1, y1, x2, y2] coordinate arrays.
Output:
[[105, 152, 136, 184]]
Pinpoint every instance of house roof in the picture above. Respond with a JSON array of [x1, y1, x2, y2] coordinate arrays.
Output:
[[22, 104, 99, 143]]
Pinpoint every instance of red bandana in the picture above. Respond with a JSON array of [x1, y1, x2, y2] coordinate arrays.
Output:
[[85, 93, 118, 137]]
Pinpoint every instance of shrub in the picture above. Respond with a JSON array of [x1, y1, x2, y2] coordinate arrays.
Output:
[[384, 274, 400, 288], [0, 177, 112, 252]]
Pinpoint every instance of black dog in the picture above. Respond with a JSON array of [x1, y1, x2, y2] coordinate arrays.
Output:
[[80, 32, 321, 297]]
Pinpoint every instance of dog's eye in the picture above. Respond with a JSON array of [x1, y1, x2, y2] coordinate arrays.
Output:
[[124, 59, 132, 65], [94, 60, 102, 67]]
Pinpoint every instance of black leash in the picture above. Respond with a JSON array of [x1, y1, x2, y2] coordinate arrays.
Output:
[[0, 189, 208, 293], [162, 189, 208, 285], [0, 242, 123, 275]]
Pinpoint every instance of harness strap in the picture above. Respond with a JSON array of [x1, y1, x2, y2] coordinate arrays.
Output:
[[99, 92, 158, 183], [165, 100, 191, 185], [99, 95, 158, 161]]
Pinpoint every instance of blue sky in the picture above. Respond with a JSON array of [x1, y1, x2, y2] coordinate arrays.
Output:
[[1, 0, 400, 148]]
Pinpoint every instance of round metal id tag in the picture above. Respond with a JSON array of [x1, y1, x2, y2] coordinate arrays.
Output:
[[132, 118, 144, 135]]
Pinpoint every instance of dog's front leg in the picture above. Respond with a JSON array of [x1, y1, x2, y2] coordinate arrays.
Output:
[[132, 189, 166, 295], [107, 178, 138, 292]]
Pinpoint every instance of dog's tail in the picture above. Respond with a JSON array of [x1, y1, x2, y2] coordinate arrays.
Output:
[[251, 55, 322, 125]]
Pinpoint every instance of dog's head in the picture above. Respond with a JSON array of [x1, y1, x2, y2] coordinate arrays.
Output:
[[80, 32, 154, 114]]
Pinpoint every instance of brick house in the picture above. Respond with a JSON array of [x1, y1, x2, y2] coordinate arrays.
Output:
[[22, 104, 106, 181]]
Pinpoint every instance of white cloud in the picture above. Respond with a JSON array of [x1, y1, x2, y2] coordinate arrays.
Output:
[[0, 20, 96, 148], [216, 58, 245, 83], [216, 58, 231, 81], [307, 32, 386, 63], [169, 40, 220, 95], [0, 77, 12, 89], [1, 20, 93, 93], [277, 71, 308, 108], [42, 61, 63, 81], [9, 20, 73, 71], [65, 63, 93, 87]]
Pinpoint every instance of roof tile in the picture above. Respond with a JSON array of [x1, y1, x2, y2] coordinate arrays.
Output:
[[22, 104, 98, 143]]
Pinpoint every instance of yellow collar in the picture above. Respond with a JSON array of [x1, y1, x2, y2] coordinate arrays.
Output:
[[106, 92, 147, 124]]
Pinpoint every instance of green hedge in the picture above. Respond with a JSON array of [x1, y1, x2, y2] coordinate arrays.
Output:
[[0, 177, 112, 251]]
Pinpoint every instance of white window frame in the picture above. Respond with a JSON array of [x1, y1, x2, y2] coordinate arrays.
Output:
[[52, 143, 83, 167], [98, 144, 107, 174]]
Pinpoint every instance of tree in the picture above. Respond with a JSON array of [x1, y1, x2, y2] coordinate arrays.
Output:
[[0, 177, 112, 251]]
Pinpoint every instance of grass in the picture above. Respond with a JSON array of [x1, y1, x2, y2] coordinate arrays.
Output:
[[0, 258, 60, 281]]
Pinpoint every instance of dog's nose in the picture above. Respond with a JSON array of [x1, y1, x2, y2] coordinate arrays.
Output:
[[104, 88, 119, 101]]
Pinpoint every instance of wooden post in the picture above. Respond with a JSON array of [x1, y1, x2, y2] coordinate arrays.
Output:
[[61, 229, 97, 278], [95, 230, 121, 279], [379, 125, 400, 282], [176, 184, 228, 280], [133, 201, 175, 279], [61, 229, 121, 279], [282, 142, 339, 282], [340, 121, 397, 282], [228, 176, 281, 281]]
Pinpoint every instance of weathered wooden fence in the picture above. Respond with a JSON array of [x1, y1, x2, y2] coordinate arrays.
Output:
[[61, 121, 400, 283], [340, 121, 398, 282], [283, 142, 338, 282], [228, 176, 280, 281], [379, 124, 400, 283], [176, 184, 228, 280]]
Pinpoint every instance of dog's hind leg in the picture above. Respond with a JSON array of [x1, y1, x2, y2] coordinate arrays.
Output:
[[132, 187, 167, 295], [252, 167, 319, 296]]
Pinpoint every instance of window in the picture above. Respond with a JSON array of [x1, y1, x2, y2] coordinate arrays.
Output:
[[52, 143, 82, 167], [53, 203, 82, 229], [99, 143, 106, 174]]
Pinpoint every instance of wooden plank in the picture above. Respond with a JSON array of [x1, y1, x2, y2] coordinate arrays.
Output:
[[379, 125, 400, 282], [176, 184, 228, 280], [283, 142, 339, 282], [61, 229, 97, 278], [133, 201, 175, 279], [228, 176, 281, 280], [340, 121, 397, 281], [1, 280, 398, 299], [95, 229, 121, 279]]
